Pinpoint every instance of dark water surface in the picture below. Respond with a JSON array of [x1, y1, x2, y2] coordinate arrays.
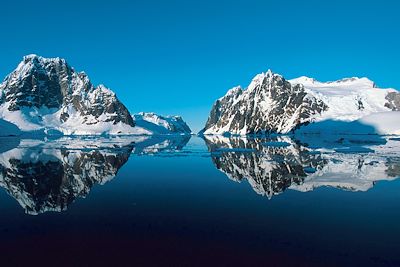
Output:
[[0, 135, 400, 266]]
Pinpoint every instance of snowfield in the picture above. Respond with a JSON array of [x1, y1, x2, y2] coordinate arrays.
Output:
[[289, 76, 396, 122]]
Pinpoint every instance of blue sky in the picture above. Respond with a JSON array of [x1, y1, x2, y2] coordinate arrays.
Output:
[[0, 0, 399, 131]]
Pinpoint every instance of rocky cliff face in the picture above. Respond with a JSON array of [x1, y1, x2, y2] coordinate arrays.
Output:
[[385, 92, 400, 111], [201, 70, 327, 135], [0, 54, 135, 135]]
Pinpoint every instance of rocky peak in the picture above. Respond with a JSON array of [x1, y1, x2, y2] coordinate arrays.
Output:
[[202, 70, 327, 135], [0, 55, 134, 134]]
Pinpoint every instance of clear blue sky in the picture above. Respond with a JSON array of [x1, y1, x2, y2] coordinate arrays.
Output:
[[0, 0, 399, 131]]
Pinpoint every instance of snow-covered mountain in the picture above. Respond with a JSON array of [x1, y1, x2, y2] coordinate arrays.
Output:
[[201, 70, 400, 135], [133, 112, 191, 135], [0, 54, 144, 135]]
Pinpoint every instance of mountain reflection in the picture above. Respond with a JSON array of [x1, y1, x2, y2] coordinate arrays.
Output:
[[1, 134, 400, 214], [204, 135, 400, 198], [0, 139, 134, 215], [0, 135, 190, 215], [132, 135, 191, 155]]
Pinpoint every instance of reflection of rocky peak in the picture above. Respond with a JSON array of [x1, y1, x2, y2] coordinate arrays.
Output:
[[204, 136, 326, 198], [0, 140, 133, 215], [205, 136, 400, 198], [0, 55, 134, 134]]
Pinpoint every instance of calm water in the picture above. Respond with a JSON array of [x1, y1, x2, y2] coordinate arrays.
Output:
[[0, 135, 400, 266]]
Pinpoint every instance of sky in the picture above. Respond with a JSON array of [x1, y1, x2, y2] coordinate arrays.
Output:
[[0, 0, 399, 132]]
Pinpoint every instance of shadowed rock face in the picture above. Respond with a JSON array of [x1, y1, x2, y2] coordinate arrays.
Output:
[[0, 55, 134, 127], [204, 136, 400, 198], [0, 142, 133, 215], [201, 71, 327, 135]]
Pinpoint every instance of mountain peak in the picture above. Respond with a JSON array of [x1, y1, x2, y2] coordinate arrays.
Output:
[[290, 76, 318, 85], [247, 70, 284, 92], [21, 54, 67, 65], [23, 54, 39, 60], [0, 55, 136, 134], [265, 69, 274, 76]]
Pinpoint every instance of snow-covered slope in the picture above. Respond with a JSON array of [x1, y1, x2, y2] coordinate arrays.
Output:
[[0, 54, 143, 135], [202, 70, 400, 135], [357, 111, 400, 135], [133, 112, 191, 135], [289, 76, 399, 121]]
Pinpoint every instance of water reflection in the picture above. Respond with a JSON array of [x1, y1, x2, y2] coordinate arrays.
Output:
[[0, 138, 134, 215], [132, 135, 191, 155], [204, 135, 400, 198], [0, 135, 190, 215], [1, 134, 400, 214]]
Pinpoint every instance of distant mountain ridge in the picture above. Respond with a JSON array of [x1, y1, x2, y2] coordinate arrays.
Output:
[[201, 70, 400, 135], [133, 112, 192, 135]]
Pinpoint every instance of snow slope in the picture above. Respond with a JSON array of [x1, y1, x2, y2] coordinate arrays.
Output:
[[358, 111, 400, 135], [289, 76, 398, 122], [133, 112, 192, 135]]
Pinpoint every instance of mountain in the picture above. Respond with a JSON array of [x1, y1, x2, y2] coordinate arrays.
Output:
[[133, 112, 192, 135], [0, 54, 144, 135], [201, 70, 400, 135]]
